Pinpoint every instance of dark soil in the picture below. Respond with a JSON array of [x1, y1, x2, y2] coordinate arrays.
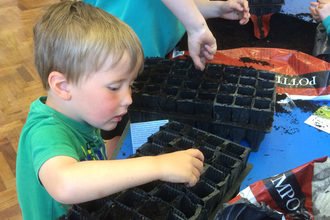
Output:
[[137, 199, 171, 220], [179, 13, 318, 56], [276, 94, 328, 114]]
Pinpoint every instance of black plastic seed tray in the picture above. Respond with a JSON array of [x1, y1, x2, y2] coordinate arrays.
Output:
[[248, 0, 285, 17], [98, 200, 149, 220], [129, 57, 276, 152], [212, 152, 245, 189], [57, 121, 251, 220], [201, 164, 230, 198], [160, 121, 251, 165]]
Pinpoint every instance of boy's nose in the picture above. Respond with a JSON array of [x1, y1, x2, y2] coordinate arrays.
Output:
[[121, 88, 133, 107]]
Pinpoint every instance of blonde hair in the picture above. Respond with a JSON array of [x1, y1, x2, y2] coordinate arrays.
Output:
[[33, 1, 144, 90]]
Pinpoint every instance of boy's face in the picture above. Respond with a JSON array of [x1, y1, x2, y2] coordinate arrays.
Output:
[[68, 51, 141, 131]]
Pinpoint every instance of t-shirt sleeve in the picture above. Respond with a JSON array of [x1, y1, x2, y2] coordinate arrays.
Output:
[[29, 125, 80, 180]]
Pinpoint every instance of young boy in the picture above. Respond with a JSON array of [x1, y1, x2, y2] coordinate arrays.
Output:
[[16, 2, 204, 219]]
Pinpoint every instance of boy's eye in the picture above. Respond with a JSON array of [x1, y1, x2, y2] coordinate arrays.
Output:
[[130, 85, 136, 90], [109, 87, 119, 91]]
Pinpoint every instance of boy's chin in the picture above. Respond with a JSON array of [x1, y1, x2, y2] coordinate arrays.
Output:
[[101, 122, 118, 131]]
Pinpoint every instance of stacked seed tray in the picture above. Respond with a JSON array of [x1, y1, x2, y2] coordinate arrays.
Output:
[[56, 121, 251, 220], [129, 57, 277, 152]]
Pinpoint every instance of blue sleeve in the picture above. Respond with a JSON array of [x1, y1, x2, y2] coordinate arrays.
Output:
[[322, 15, 330, 35]]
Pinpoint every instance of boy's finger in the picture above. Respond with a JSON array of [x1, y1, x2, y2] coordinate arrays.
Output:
[[186, 175, 198, 187], [188, 149, 205, 163], [193, 158, 204, 174]]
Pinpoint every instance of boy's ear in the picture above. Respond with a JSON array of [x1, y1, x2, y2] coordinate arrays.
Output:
[[48, 71, 71, 100]]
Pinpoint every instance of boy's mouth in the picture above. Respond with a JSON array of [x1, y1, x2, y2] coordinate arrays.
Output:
[[113, 112, 126, 122], [112, 115, 123, 122]]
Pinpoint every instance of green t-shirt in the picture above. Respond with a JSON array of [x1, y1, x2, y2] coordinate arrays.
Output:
[[16, 96, 107, 220]]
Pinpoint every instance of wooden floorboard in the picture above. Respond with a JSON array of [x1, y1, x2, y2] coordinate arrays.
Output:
[[0, 0, 59, 219]]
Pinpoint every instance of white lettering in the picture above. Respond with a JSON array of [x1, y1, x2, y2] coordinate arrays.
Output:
[[289, 78, 296, 86], [310, 76, 316, 85], [271, 174, 299, 211], [275, 76, 317, 86], [287, 198, 300, 211], [277, 184, 295, 199], [299, 78, 309, 86]]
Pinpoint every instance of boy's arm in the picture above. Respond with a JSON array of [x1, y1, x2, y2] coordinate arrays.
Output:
[[194, 0, 250, 25], [161, 0, 217, 71], [39, 149, 204, 204]]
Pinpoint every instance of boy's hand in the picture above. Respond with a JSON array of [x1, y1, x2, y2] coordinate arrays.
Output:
[[156, 149, 204, 187], [220, 0, 250, 25]]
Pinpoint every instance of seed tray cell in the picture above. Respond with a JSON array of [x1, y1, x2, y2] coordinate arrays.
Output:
[[212, 152, 244, 187], [150, 183, 185, 205], [201, 164, 230, 198], [135, 195, 173, 220], [173, 195, 204, 220], [220, 142, 250, 165], [164, 182, 205, 208], [101, 200, 149, 220], [147, 130, 180, 147], [186, 179, 221, 216], [160, 121, 251, 164], [172, 137, 195, 150], [196, 144, 218, 164], [137, 142, 164, 156], [130, 57, 276, 151], [135, 180, 163, 193], [115, 188, 150, 210]]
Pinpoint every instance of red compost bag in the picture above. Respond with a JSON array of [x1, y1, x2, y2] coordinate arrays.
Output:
[[171, 48, 330, 101], [226, 156, 330, 220], [171, 14, 330, 101]]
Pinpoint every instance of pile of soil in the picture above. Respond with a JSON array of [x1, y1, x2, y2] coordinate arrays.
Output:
[[179, 13, 318, 56], [276, 94, 328, 114]]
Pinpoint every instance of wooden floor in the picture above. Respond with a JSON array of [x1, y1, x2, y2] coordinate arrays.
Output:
[[0, 0, 59, 219]]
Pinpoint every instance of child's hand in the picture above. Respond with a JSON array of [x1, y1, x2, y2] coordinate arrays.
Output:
[[310, 1, 322, 22], [187, 24, 217, 71], [316, 1, 330, 22], [156, 149, 204, 187], [219, 0, 250, 25], [310, 0, 330, 22]]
